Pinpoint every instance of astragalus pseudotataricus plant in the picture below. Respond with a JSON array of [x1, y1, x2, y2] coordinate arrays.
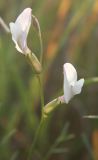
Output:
[[8, 8, 85, 159]]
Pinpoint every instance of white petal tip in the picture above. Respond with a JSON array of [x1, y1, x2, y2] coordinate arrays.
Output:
[[22, 8, 32, 16]]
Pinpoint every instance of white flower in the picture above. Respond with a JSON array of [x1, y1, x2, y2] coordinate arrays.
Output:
[[63, 63, 84, 103], [9, 8, 32, 54]]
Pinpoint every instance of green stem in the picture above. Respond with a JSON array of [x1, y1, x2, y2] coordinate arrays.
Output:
[[28, 73, 44, 160], [27, 15, 44, 160], [28, 118, 44, 160], [37, 74, 44, 114], [26, 52, 42, 74]]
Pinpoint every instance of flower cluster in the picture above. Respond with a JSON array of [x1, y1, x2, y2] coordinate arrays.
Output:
[[9, 8, 84, 104]]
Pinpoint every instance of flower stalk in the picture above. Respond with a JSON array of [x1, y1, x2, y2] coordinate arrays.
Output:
[[26, 52, 42, 74]]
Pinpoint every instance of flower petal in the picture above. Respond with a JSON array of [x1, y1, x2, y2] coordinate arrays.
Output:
[[72, 78, 84, 95], [9, 22, 23, 53], [63, 63, 77, 84], [9, 8, 32, 54], [15, 8, 32, 35], [63, 65, 73, 103]]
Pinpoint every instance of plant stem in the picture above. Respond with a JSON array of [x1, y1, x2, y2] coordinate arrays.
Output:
[[28, 72, 44, 160], [37, 74, 44, 115], [28, 118, 44, 160]]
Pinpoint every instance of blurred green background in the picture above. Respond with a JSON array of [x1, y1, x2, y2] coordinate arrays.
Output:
[[0, 0, 98, 159]]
